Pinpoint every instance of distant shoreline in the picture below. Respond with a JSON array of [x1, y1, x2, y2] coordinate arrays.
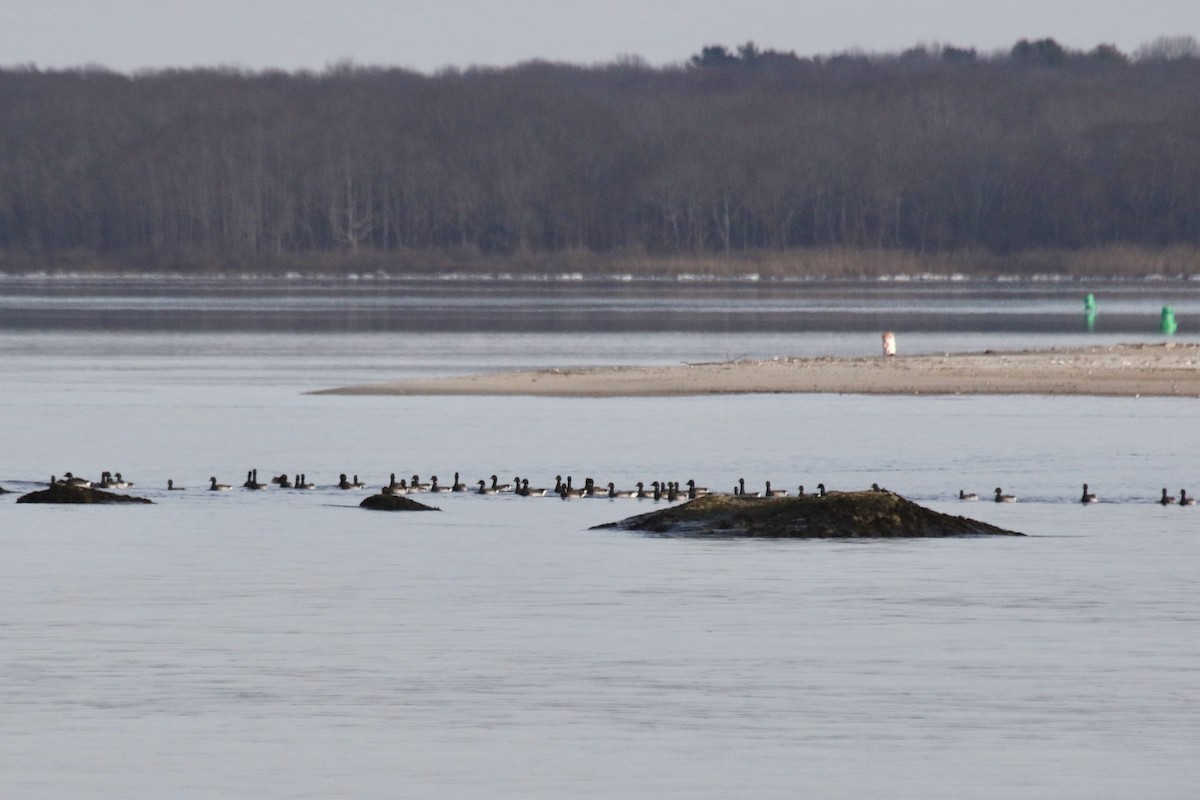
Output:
[[311, 343, 1200, 398], [3, 243, 1200, 283], [4, 270, 1200, 285]]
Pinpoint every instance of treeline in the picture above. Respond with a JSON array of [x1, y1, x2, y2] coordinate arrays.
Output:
[[2, 37, 1199, 275]]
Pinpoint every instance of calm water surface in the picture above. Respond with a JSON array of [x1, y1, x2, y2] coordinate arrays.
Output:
[[1, 280, 1198, 798]]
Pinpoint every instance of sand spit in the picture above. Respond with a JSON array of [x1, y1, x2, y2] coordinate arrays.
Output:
[[312, 343, 1200, 398]]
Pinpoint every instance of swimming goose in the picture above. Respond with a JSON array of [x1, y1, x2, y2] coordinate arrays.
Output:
[[686, 479, 709, 499], [635, 481, 653, 499], [520, 478, 548, 497], [490, 475, 513, 493], [451, 473, 467, 492], [1160, 488, 1177, 505], [387, 473, 405, 493], [338, 473, 354, 490], [1181, 489, 1196, 506], [410, 475, 430, 492], [559, 477, 586, 499], [994, 487, 1016, 503], [477, 479, 498, 495], [428, 475, 450, 493], [959, 489, 978, 501], [606, 482, 636, 499], [167, 479, 185, 490], [209, 476, 232, 491], [351, 474, 367, 489], [583, 478, 602, 498], [764, 481, 788, 497], [1080, 483, 1098, 504], [295, 474, 315, 490], [276, 474, 293, 489], [244, 469, 266, 490], [666, 482, 681, 501], [102, 471, 129, 488]]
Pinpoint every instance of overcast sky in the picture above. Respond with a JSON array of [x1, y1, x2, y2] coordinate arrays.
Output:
[[4, 0, 1196, 73]]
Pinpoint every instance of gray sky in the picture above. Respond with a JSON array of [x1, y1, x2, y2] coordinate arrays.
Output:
[[4, 0, 1196, 73]]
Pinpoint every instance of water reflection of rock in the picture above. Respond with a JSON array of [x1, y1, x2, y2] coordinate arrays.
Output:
[[593, 490, 1023, 538]]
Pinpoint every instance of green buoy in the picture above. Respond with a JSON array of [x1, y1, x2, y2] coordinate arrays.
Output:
[[1161, 306, 1177, 335], [1084, 293, 1096, 312]]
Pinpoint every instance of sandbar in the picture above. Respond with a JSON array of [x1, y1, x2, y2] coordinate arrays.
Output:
[[311, 343, 1200, 398]]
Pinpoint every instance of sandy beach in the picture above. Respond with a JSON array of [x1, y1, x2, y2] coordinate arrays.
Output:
[[312, 342, 1200, 398]]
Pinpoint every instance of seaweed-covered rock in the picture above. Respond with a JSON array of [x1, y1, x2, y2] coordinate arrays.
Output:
[[359, 492, 439, 512], [593, 489, 1022, 538], [16, 483, 153, 505]]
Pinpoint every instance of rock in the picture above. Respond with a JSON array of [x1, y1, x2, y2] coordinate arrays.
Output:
[[16, 483, 153, 505], [593, 489, 1023, 538], [359, 493, 439, 512]]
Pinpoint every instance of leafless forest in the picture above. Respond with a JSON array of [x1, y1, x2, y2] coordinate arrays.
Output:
[[2, 38, 1199, 276]]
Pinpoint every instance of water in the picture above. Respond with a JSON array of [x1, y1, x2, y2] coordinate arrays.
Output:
[[1, 279, 1198, 798]]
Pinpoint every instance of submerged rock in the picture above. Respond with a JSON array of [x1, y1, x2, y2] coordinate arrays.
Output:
[[593, 489, 1023, 538], [16, 483, 153, 505], [359, 492, 439, 512]]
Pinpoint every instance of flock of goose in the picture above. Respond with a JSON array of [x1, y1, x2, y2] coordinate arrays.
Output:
[[960, 484, 1197, 506], [205, 470, 370, 492], [15, 472, 1195, 507], [33, 470, 817, 501], [46, 471, 136, 490], [212, 473, 820, 501]]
